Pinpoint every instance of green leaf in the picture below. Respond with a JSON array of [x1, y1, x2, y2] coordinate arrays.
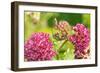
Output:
[[65, 41, 75, 60], [57, 41, 75, 60], [68, 30, 75, 36]]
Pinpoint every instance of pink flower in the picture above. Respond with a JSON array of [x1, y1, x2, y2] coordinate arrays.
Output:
[[24, 32, 56, 61], [69, 23, 90, 59]]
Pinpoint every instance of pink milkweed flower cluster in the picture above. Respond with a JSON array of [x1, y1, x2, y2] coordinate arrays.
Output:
[[69, 23, 90, 59], [24, 32, 56, 61]]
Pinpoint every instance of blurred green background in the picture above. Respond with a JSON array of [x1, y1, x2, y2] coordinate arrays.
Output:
[[24, 11, 90, 60]]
